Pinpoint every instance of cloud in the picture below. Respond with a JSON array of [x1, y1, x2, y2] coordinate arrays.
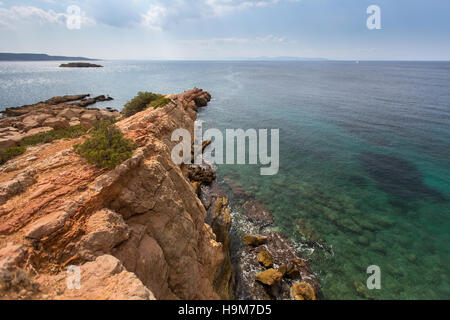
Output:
[[141, 0, 295, 30], [0, 5, 95, 29], [0, 0, 297, 30]]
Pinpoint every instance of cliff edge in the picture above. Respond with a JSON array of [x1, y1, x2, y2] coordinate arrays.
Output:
[[0, 89, 230, 300]]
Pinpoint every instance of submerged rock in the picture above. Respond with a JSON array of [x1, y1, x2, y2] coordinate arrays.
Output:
[[359, 152, 446, 201], [242, 200, 274, 227]]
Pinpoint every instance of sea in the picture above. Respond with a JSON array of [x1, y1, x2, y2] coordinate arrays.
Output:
[[1, 60, 449, 299]]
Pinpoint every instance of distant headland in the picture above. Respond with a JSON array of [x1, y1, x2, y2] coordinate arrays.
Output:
[[0, 53, 97, 61]]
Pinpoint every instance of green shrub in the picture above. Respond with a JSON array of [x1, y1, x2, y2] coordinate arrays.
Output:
[[21, 125, 87, 146], [74, 119, 137, 169], [0, 126, 87, 165], [0, 146, 26, 165], [121, 92, 169, 117], [150, 97, 171, 110]]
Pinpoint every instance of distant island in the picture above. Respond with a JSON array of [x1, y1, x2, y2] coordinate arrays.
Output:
[[247, 56, 328, 61], [59, 62, 103, 68], [0, 53, 97, 61]]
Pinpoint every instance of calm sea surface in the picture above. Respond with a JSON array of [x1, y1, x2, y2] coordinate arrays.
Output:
[[1, 60, 449, 299]]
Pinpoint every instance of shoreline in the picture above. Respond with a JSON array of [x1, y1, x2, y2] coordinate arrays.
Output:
[[0, 89, 319, 300]]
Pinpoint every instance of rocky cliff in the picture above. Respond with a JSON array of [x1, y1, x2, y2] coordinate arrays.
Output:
[[0, 89, 231, 300], [0, 88, 320, 300]]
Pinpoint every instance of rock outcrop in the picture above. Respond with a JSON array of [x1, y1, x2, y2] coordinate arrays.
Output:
[[0, 88, 319, 301], [0, 94, 117, 150], [0, 89, 231, 300]]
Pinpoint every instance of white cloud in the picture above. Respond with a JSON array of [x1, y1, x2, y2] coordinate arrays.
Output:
[[141, 0, 295, 30], [0, 5, 95, 29], [205, 0, 280, 15], [0, 0, 297, 30], [141, 5, 169, 31]]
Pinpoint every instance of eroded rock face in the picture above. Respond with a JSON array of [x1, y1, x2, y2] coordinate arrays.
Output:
[[0, 88, 227, 300]]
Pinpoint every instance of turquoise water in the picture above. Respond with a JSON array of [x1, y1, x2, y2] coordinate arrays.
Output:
[[1, 60, 449, 299]]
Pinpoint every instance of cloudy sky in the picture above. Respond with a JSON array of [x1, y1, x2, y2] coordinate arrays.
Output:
[[0, 0, 449, 60]]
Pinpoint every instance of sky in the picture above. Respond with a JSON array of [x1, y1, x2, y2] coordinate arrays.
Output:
[[0, 0, 449, 60]]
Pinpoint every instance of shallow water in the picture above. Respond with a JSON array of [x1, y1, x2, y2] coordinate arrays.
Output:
[[1, 60, 449, 299]]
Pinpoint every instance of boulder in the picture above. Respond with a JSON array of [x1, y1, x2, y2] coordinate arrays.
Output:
[[22, 114, 49, 131], [58, 108, 79, 120], [69, 119, 81, 127], [42, 117, 70, 130], [78, 209, 130, 260], [0, 136, 19, 149], [80, 113, 98, 129], [25, 211, 71, 240], [255, 269, 283, 286], [54, 255, 155, 300], [257, 250, 273, 268], [285, 264, 301, 279], [290, 282, 317, 300], [242, 234, 267, 247], [187, 164, 216, 186]]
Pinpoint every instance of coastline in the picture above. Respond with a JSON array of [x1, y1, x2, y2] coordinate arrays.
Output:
[[0, 89, 319, 300]]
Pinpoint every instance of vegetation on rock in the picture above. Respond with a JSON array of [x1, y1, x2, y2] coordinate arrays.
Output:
[[121, 92, 170, 117], [74, 119, 137, 169], [0, 125, 87, 165]]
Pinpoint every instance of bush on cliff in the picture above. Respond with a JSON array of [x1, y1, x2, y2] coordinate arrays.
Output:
[[74, 119, 137, 169], [21, 125, 87, 146], [0, 146, 26, 165], [121, 92, 170, 117], [0, 126, 87, 165]]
